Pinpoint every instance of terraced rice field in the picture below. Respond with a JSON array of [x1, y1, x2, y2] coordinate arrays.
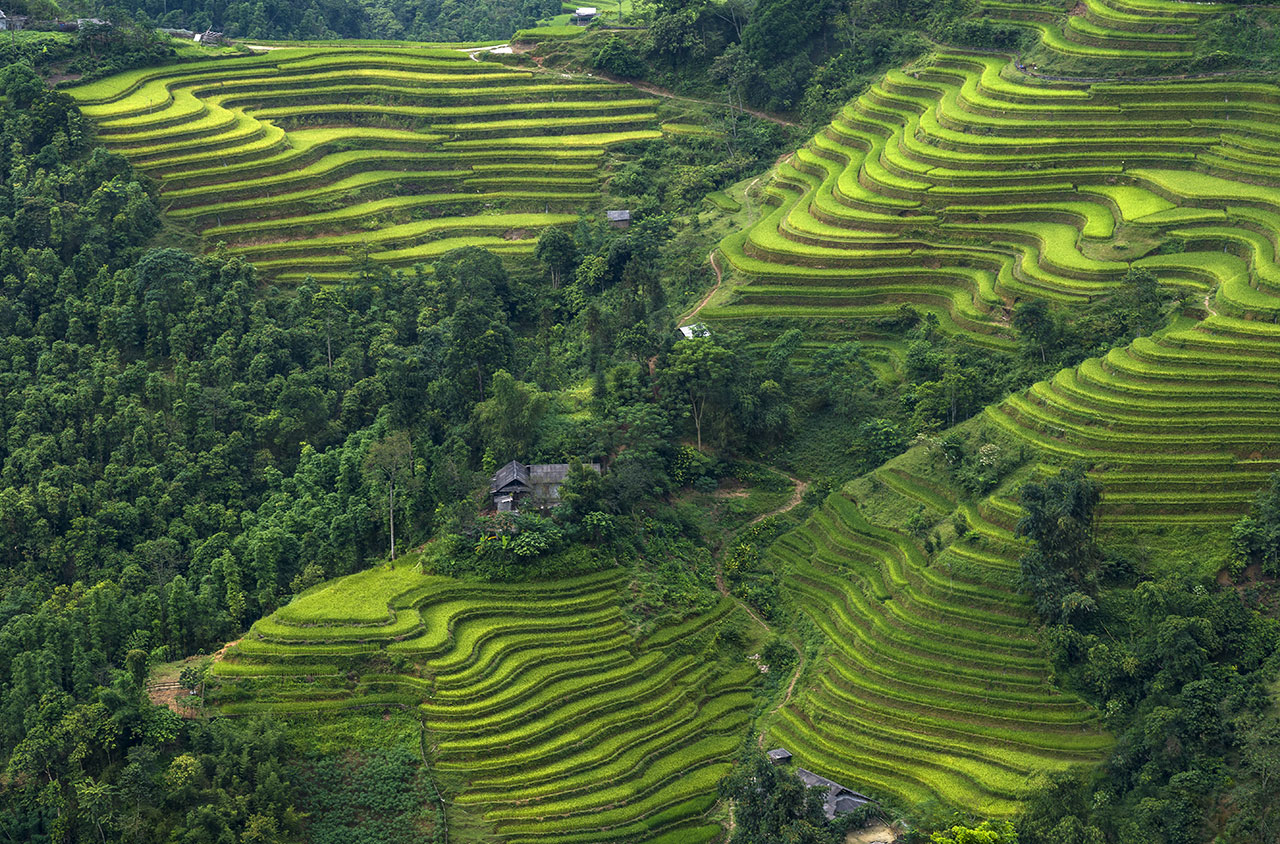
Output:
[[980, 0, 1223, 64], [66, 46, 659, 282], [716, 1, 1280, 815], [766, 467, 1111, 816], [711, 46, 1280, 522], [211, 561, 753, 843]]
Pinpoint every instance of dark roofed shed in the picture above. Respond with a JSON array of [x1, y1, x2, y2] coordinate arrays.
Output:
[[490, 460, 531, 494], [488, 460, 601, 511], [795, 768, 874, 820]]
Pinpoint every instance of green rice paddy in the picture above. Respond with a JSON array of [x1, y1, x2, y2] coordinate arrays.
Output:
[[708, 0, 1280, 818], [211, 560, 753, 843], [66, 45, 659, 281]]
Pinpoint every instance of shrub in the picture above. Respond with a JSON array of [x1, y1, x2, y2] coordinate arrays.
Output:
[[693, 474, 719, 493], [593, 36, 645, 78], [761, 636, 796, 674]]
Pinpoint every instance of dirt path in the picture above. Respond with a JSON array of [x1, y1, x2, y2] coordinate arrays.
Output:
[[713, 469, 809, 628], [686, 151, 793, 324], [585, 72, 797, 127], [212, 638, 242, 662], [145, 638, 241, 717], [750, 474, 808, 527], [755, 649, 806, 748], [624, 79, 798, 127], [682, 251, 723, 323], [715, 565, 771, 631], [1204, 290, 1219, 316], [707, 469, 810, 747]]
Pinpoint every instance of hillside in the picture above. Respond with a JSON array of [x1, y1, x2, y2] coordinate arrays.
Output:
[[707, 46, 1280, 523], [210, 559, 756, 843], [697, 0, 1280, 827], [6, 0, 1280, 842], [66, 45, 659, 282]]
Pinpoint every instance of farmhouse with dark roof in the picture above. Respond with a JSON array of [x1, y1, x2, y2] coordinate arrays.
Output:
[[490, 460, 601, 511], [796, 767, 874, 820]]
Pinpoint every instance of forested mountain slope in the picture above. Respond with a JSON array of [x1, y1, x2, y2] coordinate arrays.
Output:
[[5, 0, 1280, 842]]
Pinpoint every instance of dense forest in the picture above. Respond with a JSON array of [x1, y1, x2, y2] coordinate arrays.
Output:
[[7, 0, 563, 43], [2, 0, 1280, 841]]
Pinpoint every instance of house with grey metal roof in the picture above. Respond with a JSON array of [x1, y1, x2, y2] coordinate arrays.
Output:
[[489, 460, 601, 511], [0, 10, 29, 30], [795, 767, 874, 820]]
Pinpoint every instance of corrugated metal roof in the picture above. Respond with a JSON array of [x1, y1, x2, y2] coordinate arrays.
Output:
[[795, 768, 873, 820], [490, 460, 530, 493]]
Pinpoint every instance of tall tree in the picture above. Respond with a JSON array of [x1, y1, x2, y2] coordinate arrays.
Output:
[[471, 370, 551, 461], [1013, 299, 1056, 365], [534, 227, 576, 290], [364, 431, 416, 560], [1016, 465, 1102, 624], [661, 338, 734, 451], [444, 299, 515, 399]]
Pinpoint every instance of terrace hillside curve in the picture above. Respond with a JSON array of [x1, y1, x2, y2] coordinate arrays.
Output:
[[65, 45, 661, 283], [709, 4, 1280, 817], [210, 560, 755, 844]]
